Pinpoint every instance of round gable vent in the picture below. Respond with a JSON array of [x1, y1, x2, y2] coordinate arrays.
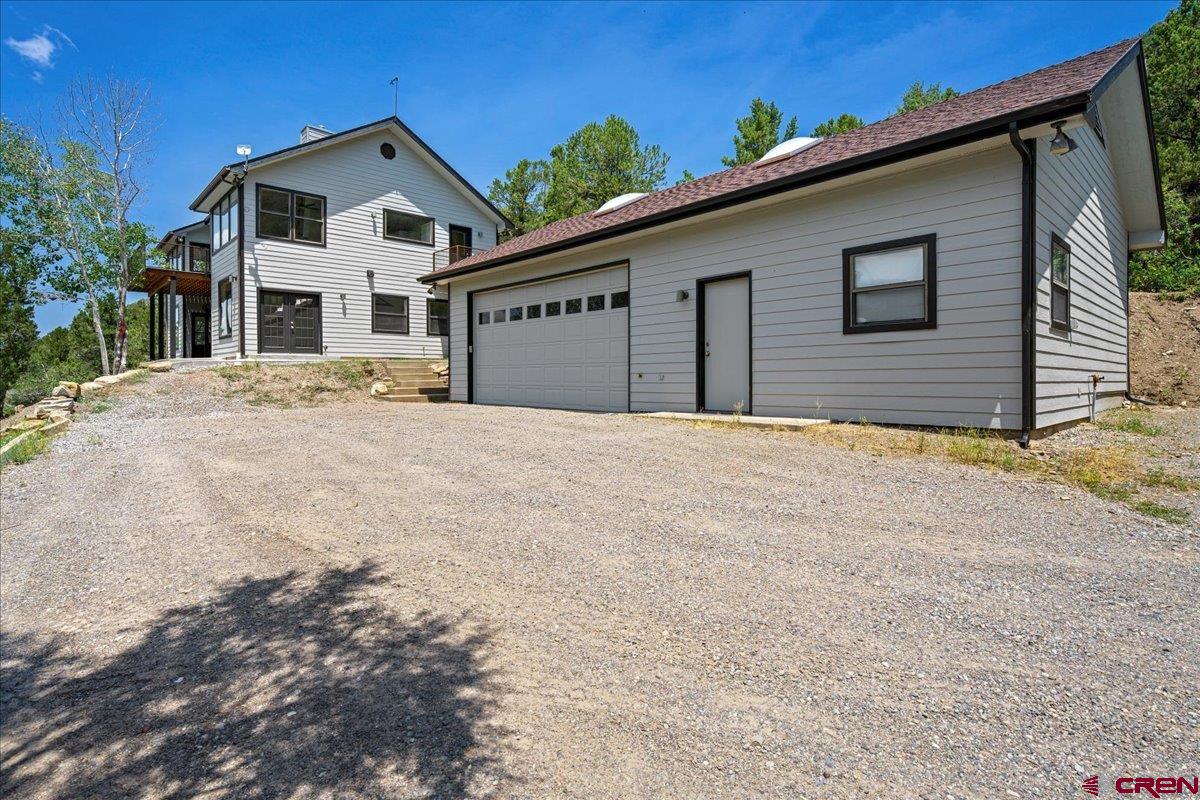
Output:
[[380, 142, 396, 160]]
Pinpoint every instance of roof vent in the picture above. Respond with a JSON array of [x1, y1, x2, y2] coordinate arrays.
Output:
[[594, 192, 648, 216], [300, 124, 332, 144], [754, 136, 822, 167]]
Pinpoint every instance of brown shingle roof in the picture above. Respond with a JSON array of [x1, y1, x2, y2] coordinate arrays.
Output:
[[425, 37, 1139, 283]]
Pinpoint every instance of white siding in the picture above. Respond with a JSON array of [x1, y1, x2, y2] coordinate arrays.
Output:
[[450, 145, 1026, 429], [210, 231, 240, 359], [1034, 125, 1129, 428], [242, 129, 497, 357]]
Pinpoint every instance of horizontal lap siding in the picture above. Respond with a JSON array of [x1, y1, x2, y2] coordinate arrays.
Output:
[[210, 240, 239, 358], [448, 145, 1023, 427], [1034, 126, 1129, 428], [245, 131, 496, 357]]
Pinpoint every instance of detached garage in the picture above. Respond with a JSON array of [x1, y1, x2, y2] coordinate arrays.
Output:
[[424, 39, 1165, 440]]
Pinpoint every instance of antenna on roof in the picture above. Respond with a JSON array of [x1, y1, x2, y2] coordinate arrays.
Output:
[[389, 77, 398, 117], [235, 144, 251, 174]]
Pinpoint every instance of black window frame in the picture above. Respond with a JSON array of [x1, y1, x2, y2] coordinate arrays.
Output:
[[842, 233, 937, 334], [371, 293, 410, 335], [1049, 233, 1071, 331], [382, 208, 435, 246], [255, 184, 326, 247], [210, 186, 240, 253], [427, 298, 449, 336], [217, 277, 234, 339]]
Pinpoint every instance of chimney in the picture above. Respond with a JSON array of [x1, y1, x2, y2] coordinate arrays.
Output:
[[300, 124, 332, 144]]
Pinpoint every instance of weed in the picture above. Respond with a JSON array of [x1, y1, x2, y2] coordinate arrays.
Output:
[[1129, 500, 1191, 524], [1095, 409, 1165, 437], [732, 401, 744, 425], [87, 400, 114, 413], [1140, 467, 1197, 492], [0, 432, 49, 467]]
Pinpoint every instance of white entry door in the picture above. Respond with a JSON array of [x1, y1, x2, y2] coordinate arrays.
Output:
[[702, 275, 750, 413], [473, 265, 628, 412]]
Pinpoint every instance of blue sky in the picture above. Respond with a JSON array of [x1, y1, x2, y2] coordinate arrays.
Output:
[[1, 0, 1174, 333]]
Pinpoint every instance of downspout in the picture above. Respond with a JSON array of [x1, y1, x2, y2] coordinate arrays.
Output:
[[1008, 123, 1036, 446]]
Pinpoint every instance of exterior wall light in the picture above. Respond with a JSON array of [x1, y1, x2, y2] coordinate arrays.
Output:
[[1049, 122, 1077, 156], [675, 289, 690, 302]]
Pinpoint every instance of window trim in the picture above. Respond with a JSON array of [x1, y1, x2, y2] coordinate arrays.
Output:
[[210, 186, 240, 254], [371, 293, 410, 335], [842, 233, 937, 334], [217, 277, 234, 340], [382, 208, 435, 246], [426, 298, 449, 337], [1049, 232, 1072, 332], [255, 183, 327, 247]]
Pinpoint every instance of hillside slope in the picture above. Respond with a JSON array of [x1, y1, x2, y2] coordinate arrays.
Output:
[[1130, 292, 1200, 404]]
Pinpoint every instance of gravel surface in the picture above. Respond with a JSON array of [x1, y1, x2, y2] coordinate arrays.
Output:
[[2, 372, 1197, 799]]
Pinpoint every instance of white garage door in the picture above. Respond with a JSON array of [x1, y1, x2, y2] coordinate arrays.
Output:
[[473, 264, 628, 412]]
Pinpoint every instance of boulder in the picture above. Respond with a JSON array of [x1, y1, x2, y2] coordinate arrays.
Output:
[[79, 381, 102, 395], [93, 375, 122, 386], [53, 381, 81, 399], [144, 361, 172, 373], [41, 417, 70, 436], [10, 419, 44, 432], [369, 381, 391, 397]]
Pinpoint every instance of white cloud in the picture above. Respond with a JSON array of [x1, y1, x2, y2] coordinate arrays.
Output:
[[4, 25, 75, 70]]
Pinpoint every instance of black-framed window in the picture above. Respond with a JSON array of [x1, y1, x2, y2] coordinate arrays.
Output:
[[843, 234, 937, 334], [546, 301, 561, 316], [256, 185, 325, 245], [526, 304, 541, 319], [427, 299, 449, 336], [211, 188, 239, 251], [493, 308, 506, 323], [1050, 234, 1071, 330], [218, 277, 233, 339], [565, 298, 582, 314], [611, 291, 629, 309], [587, 294, 605, 312], [478, 310, 490, 325], [383, 209, 434, 245], [509, 306, 523, 321], [372, 293, 409, 334]]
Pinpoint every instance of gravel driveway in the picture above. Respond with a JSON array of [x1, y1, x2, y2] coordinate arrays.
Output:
[[2, 373, 1196, 799]]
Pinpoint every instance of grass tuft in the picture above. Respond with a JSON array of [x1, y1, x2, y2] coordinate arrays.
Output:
[[1095, 409, 1165, 437], [0, 432, 50, 467], [1128, 500, 1191, 524]]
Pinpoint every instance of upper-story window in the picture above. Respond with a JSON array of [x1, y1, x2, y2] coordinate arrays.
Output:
[[257, 185, 325, 245], [383, 209, 434, 245], [211, 187, 239, 251]]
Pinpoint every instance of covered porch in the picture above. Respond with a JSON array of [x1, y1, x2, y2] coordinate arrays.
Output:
[[141, 268, 212, 360]]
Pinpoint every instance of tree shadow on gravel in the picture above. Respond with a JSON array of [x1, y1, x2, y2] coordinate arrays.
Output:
[[1, 563, 508, 799]]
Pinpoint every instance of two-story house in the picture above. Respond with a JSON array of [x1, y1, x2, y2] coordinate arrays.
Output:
[[144, 117, 509, 361]]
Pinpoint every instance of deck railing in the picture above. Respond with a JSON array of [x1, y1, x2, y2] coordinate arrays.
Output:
[[431, 245, 479, 271], [188, 244, 211, 274]]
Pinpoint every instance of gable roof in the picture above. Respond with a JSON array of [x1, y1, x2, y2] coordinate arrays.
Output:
[[188, 116, 510, 227], [424, 37, 1155, 284]]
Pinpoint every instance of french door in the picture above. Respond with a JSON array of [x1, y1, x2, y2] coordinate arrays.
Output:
[[258, 290, 321, 353]]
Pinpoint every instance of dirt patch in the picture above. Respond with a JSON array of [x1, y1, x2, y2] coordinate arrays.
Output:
[[1130, 291, 1200, 404], [182, 360, 380, 408]]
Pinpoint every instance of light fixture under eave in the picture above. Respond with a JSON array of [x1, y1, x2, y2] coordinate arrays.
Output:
[[1048, 122, 1077, 157]]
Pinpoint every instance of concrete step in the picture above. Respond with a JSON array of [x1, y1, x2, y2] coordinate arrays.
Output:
[[388, 379, 448, 389]]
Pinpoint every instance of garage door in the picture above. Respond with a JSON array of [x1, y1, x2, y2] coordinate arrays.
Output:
[[473, 264, 628, 412]]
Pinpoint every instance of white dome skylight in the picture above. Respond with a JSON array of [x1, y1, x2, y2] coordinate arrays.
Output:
[[595, 192, 648, 216], [755, 136, 823, 166]]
